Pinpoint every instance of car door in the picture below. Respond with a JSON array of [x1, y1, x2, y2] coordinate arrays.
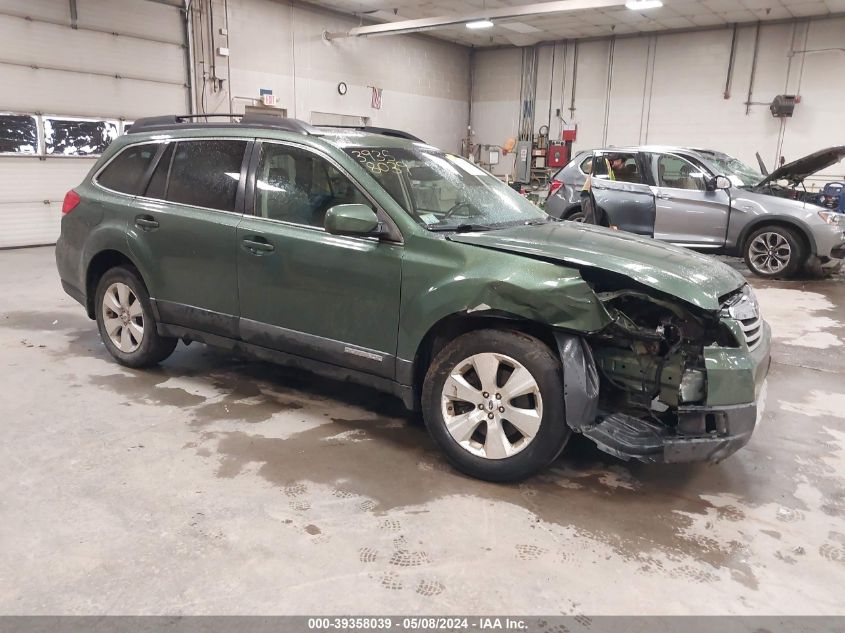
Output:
[[648, 152, 730, 248], [236, 139, 403, 380], [590, 151, 656, 236], [128, 138, 249, 337]]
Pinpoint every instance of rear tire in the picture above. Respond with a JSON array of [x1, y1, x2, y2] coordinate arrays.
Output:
[[95, 266, 177, 368], [744, 225, 805, 278], [421, 329, 569, 482], [566, 209, 586, 223]]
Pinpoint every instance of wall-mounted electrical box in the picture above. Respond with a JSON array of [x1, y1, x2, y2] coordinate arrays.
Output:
[[514, 140, 532, 183], [547, 143, 569, 168], [770, 94, 799, 118]]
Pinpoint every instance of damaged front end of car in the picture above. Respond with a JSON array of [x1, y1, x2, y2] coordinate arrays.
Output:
[[557, 280, 771, 464]]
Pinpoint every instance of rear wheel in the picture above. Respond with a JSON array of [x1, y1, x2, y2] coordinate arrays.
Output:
[[95, 267, 177, 368], [744, 225, 805, 278], [566, 209, 586, 223], [421, 329, 569, 482]]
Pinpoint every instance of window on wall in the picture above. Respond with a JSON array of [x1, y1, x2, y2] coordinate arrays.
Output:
[[44, 117, 119, 156], [0, 114, 39, 155]]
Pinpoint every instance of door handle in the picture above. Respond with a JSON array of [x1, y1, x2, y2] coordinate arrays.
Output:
[[134, 215, 159, 230], [242, 237, 275, 254]]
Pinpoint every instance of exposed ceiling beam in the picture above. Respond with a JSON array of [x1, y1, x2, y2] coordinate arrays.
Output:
[[323, 0, 629, 40]]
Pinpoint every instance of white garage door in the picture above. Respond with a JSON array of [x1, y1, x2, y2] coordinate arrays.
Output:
[[0, 0, 188, 248]]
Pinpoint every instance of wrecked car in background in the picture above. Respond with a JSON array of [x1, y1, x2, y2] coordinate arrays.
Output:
[[546, 145, 845, 278], [56, 115, 771, 482]]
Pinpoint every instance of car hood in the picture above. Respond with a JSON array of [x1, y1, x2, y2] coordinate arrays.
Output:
[[757, 145, 845, 186], [448, 223, 745, 311]]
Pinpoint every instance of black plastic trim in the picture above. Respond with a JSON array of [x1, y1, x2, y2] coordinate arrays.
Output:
[[152, 300, 239, 339], [156, 323, 413, 409], [239, 317, 395, 380], [127, 114, 318, 136]]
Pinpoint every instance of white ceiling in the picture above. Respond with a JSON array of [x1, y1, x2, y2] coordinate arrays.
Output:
[[308, 0, 845, 46]]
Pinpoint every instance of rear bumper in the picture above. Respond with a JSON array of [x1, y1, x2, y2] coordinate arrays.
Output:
[[61, 279, 86, 307]]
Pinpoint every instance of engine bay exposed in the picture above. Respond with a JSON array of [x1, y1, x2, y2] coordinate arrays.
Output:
[[586, 285, 739, 428]]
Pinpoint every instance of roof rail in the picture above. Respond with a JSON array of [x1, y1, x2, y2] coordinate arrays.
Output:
[[127, 113, 319, 136], [319, 125, 424, 143]]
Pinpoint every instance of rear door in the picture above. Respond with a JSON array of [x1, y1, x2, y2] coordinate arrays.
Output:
[[590, 151, 656, 236], [647, 152, 729, 247], [127, 138, 249, 337]]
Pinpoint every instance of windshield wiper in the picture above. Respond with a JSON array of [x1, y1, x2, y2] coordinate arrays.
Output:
[[428, 223, 494, 233]]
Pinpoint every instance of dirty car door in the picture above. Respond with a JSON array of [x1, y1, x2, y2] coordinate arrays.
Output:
[[590, 151, 656, 236], [648, 152, 730, 247], [236, 140, 402, 380]]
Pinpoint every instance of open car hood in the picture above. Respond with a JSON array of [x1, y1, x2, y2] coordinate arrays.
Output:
[[757, 145, 845, 186], [448, 223, 745, 311]]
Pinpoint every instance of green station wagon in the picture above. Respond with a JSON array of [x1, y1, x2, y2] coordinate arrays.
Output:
[[56, 114, 771, 482]]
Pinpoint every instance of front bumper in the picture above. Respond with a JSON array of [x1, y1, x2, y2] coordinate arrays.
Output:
[[582, 402, 757, 464], [577, 321, 772, 464]]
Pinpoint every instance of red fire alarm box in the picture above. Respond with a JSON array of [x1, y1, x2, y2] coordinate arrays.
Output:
[[547, 143, 569, 168], [561, 124, 577, 142]]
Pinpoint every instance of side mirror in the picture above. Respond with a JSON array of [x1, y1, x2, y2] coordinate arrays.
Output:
[[324, 204, 382, 236], [710, 175, 732, 191]]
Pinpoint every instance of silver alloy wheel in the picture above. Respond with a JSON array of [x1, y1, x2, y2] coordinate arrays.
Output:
[[749, 231, 791, 274], [440, 352, 543, 460], [101, 282, 144, 353]]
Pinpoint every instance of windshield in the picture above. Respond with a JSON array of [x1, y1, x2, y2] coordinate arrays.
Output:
[[700, 151, 763, 187], [344, 146, 547, 231]]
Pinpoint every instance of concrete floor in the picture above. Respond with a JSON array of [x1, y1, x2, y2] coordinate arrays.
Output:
[[1, 246, 844, 615]]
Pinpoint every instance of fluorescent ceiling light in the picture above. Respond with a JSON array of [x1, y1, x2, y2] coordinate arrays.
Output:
[[625, 0, 662, 9], [466, 19, 494, 29]]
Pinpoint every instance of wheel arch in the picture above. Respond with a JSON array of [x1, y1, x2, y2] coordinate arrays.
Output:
[[84, 249, 144, 319], [406, 311, 561, 411], [737, 216, 816, 257]]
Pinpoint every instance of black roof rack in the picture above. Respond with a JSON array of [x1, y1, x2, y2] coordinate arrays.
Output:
[[127, 113, 319, 136], [318, 125, 424, 143]]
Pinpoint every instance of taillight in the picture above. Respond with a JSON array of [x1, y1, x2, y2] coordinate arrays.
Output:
[[548, 180, 563, 196], [62, 190, 81, 215]]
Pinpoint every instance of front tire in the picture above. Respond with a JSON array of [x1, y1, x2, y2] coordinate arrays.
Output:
[[95, 266, 177, 368], [744, 225, 805, 278], [421, 329, 569, 482]]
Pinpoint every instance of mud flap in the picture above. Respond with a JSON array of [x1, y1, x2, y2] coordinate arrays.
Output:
[[553, 333, 600, 431]]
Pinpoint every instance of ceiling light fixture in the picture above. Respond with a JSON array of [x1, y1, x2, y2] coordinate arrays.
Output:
[[466, 19, 494, 29], [625, 0, 662, 9]]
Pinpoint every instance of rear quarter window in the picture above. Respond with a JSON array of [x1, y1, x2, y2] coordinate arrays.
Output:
[[96, 143, 159, 195]]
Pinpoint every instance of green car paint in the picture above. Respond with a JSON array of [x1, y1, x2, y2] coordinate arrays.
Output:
[[56, 121, 771, 465]]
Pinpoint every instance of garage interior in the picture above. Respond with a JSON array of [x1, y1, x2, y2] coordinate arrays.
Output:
[[2, 0, 845, 618]]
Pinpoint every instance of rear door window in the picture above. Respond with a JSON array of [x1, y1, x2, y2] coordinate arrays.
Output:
[[96, 143, 159, 195], [165, 140, 247, 212]]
